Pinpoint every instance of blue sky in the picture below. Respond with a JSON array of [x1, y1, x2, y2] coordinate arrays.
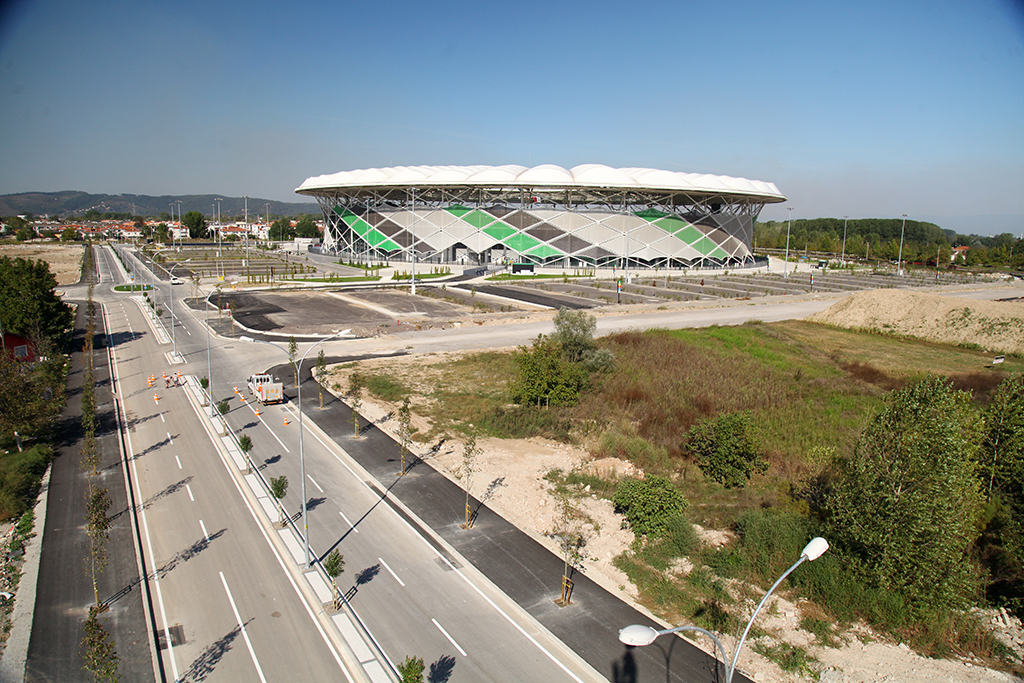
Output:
[[1, 0, 1022, 235]]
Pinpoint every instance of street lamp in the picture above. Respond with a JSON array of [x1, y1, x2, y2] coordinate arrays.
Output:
[[240, 330, 349, 569], [897, 213, 908, 276], [619, 537, 829, 683], [783, 207, 794, 278], [840, 215, 849, 265], [150, 256, 191, 361], [203, 285, 222, 408]]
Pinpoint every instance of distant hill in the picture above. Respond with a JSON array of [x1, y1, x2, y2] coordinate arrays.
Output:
[[0, 191, 318, 219]]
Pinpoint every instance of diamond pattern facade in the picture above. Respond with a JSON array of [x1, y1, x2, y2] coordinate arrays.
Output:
[[296, 165, 785, 269]]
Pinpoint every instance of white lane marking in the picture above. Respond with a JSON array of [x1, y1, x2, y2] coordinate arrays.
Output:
[[184, 373, 353, 680], [160, 412, 165, 423], [339, 511, 359, 533], [246, 403, 290, 452], [432, 618, 467, 657], [186, 484, 194, 502], [378, 557, 405, 587], [307, 474, 324, 493], [219, 572, 269, 683], [118, 374, 180, 681], [200, 519, 209, 541], [175, 456, 182, 469], [167, 431, 173, 444]]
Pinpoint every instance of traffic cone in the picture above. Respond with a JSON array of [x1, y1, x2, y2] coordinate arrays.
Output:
[[254, 408, 261, 417], [283, 417, 290, 426], [233, 386, 239, 394], [154, 393, 159, 403]]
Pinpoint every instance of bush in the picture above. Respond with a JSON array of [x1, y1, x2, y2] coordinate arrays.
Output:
[[0, 444, 53, 519], [508, 337, 590, 407], [613, 475, 688, 537], [685, 411, 767, 488]]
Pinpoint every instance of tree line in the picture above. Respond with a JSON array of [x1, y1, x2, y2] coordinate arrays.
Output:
[[755, 217, 1023, 269]]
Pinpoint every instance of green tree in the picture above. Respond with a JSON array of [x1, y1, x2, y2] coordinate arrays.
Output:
[[287, 336, 298, 386], [238, 433, 253, 472], [685, 411, 767, 488], [323, 549, 345, 608], [612, 475, 689, 537], [315, 349, 328, 409], [397, 655, 425, 683], [508, 336, 589, 407], [0, 256, 73, 342], [295, 214, 319, 238], [269, 218, 295, 241], [182, 210, 207, 239], [85, 485, 113, 607], [155, 223, 170, 243], [269, 475, 288, 525], [458, 434, 480, 528], [550, 307, 597, 363], [81, 606, 121, 682], [397, 397, 412, 476], [825, 377, 984, 612], [554, 492, 586, 606], [981, 375, 1024, 499], [61, 227, 80, 242], [348, 372, 363, 438]]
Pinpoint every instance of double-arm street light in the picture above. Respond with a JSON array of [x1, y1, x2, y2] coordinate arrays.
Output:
[[240, 330, 349, 569], [619, 537, 829, 683], [150, 255, 191, 361]]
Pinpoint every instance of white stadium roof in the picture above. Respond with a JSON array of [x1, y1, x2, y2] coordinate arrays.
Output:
[[296, 164, 786, 202]]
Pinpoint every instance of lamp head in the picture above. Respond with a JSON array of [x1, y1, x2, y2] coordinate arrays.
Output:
[[618, 624, 659, 647], [801, 537, 829, 561]]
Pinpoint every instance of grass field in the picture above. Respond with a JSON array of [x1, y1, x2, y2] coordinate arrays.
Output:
[[349, 318, 1022, 664]]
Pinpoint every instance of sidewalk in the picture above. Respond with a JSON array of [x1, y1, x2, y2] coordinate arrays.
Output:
[[18, 301, 156, 683]]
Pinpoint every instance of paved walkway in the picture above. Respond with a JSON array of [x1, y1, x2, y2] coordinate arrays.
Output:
[[19, 300, 156, 683]]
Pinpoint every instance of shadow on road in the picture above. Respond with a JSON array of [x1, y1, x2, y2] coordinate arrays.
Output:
[[157, 528, 226, 579], [428, 654, 456, 683], [181, 620, 249, 682]]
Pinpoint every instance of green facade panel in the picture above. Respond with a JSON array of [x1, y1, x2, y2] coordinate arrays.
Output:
[[483, 224, 517, 241], [503, 233, 541, 252], [526, 244, 563, 258]]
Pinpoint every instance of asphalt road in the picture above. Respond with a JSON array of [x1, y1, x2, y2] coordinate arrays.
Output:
[[89, 246, 349, 682], [50, 246, 1021, 683]]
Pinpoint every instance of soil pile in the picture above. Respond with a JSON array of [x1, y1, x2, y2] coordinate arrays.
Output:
[[808, 289, 1024, 354]]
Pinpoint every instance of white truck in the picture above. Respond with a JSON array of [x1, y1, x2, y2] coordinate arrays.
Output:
[[247, 374, 284, 405]]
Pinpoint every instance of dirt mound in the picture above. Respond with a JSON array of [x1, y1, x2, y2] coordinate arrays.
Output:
[[808, 289, 1024, 354]]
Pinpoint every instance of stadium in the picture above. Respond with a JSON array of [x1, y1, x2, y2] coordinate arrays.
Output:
[[295, 164, 786, 270]]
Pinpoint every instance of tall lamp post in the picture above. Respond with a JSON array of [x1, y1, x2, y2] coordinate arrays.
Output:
[[203, 285, 222, 408], [619, 537, 829, 683], [243, 195, 250, 267], [897, 213, 908, 276], [150, 256, 191, 360], [840, 215, 849, 265], [240, 330, 348, 569], [783, 207, 794, 278]]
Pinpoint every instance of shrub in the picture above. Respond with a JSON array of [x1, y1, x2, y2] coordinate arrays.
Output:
[[508, 337, 589, 407], [613, 475, 688, 537], [685, 411, 767, 488]]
